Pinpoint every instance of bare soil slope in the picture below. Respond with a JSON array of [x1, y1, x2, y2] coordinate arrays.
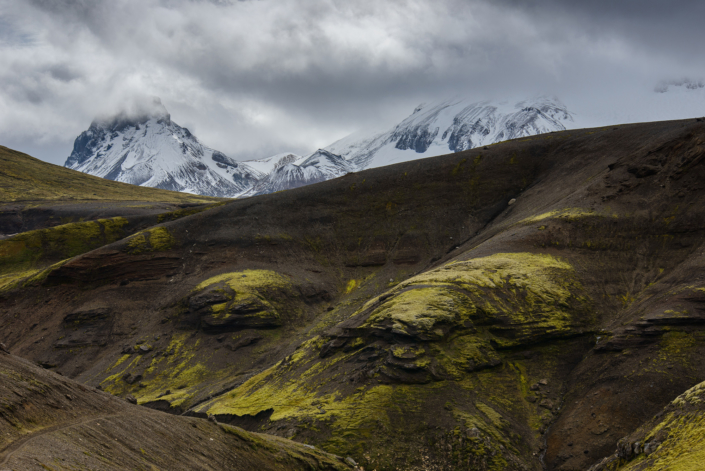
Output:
[[0, 348, 351, 470]]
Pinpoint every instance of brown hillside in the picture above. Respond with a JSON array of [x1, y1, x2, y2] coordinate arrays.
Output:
[[2, 118, 705, 470], [0, 348, 352, 470]]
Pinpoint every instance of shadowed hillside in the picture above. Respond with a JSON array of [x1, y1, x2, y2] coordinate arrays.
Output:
[[0, 349, 352, 470], [0, 145, 223, 237], [2, 117, 705, 470]]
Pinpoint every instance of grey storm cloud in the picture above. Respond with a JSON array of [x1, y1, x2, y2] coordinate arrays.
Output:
[[1, 0, 704, 165]]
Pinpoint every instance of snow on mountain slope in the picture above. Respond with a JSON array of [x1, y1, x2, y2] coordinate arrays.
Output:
[[326, 96, 573, 170], [241, 149, 353, 197], [243, 96, 572, 197], [241, 152, 301, 175], [65, 96, 573, 199], [65, 98, 262, 197]]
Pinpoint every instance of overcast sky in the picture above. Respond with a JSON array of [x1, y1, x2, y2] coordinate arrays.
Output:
[[1, 0, 704, 165]]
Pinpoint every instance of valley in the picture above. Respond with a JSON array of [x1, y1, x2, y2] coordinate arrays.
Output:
[[2, 118, 705, 470]]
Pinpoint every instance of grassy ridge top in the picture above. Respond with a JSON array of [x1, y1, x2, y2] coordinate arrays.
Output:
[[0, 145, 223, 204]]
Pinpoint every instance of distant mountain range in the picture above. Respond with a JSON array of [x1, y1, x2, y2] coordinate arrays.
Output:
[[324, 96, 573, 171], [65, 96, 573, 197]]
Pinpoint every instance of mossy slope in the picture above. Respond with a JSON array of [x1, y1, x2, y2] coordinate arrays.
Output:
[[3, 120, 705, 470], [589, 380, 705, 471], [0, 217, 131, 292], [0, 145, 219, 204], [97, 269, 330, 413], [0, 351, 351, 470], [199, 253, 594, 470]]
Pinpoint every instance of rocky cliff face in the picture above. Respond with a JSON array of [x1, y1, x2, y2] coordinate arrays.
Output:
[[5, 117, 705, 470], [65, 98, 262, 197]]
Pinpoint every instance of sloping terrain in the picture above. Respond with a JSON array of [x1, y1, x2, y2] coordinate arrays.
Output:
[[588, 379, 705, 471], [0, 145, 225, 304], [0, 348, 352, 470], [1, 145, 222, 235], [1, 145, 219, 205], [2, 117, 705, 470]]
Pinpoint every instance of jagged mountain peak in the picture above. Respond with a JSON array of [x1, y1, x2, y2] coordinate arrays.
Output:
[[65, 98, 261, 197], [65, 95, 573, 199], [241, 148, 351, 197], [246, 96, 573, 196]]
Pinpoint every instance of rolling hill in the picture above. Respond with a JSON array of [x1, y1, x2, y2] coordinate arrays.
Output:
[[2, 117, 705, 470]]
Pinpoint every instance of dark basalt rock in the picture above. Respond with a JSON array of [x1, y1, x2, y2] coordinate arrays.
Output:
[[142, 399, 183, 415], [188, 292, 228, 311], [200, 297, 282, 332], [225, 334, 263, 352], [123, 374, 142, 385], [214, 408, 275, 429], [63, 308, 111, 325], [393, 125, 440, 153], [54, 307, 114, 348], [628, 164, 661, 178]]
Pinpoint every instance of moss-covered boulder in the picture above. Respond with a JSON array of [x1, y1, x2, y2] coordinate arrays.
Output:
[[183, 269, 299, 331]]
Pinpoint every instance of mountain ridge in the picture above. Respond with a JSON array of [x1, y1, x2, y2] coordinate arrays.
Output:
[[65, 98, 262, 197], [65, 96, 573, 198], [324, 95, 573, 170]]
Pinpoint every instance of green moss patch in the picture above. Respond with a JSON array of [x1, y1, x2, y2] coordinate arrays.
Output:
[[359, 252, 593, 347], [126, 226, 176, 254], [101, 333, 218, 411], [187, 270, 299, 330], [521, 207, 616, 224], [0, 217, 129, 275], [616, 381, 705, 471], [198, 253, 592, 469]]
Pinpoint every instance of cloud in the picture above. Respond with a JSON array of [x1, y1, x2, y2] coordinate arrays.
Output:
[[1, 0, 704, 165]]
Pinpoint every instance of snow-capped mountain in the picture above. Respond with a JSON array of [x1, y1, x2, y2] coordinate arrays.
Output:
[[324, 96, 573, 170], [242, 96, 572, 196], [241, 149, 353, 197], [240, 152, 301, 175], [66, 96, 572, 199], [65, 98, 262, 197]]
